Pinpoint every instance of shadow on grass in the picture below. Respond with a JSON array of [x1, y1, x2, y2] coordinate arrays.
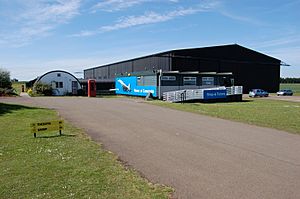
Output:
[[0, 103, 40, 116], [34, 134, 76, 139]]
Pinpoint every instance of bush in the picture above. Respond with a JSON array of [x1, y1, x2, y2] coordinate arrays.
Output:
[[27, 88, 33, 96], [34, 83, 52, 96], [0, 88, 17, 96], [77, 89, 85, 96], [0, 68, 12, 89]]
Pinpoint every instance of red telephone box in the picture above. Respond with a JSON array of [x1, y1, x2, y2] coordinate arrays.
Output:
[[88, 79, 96, 97]]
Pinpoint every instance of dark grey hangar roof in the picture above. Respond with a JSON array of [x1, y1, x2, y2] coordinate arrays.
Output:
[[84, 44, 281, 71]]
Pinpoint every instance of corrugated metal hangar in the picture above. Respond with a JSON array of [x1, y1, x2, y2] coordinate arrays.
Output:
[[84, 44, 281, 93]]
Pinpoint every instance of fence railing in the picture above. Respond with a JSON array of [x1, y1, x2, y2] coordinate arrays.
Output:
[[163, 86, 243, 103]]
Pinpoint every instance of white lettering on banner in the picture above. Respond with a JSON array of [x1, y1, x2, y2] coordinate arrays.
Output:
[[133, 89, 154, 94], [207, 92, 226, 97], [142, 89, 154, 94]]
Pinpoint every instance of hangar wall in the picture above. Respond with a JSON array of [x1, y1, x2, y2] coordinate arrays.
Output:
[[84, 55, 171, 81], [84, 44, 281, 93]]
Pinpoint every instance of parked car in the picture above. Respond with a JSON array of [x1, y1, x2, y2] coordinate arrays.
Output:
[[249, 89, 269, 97], [276, 89, 293, 96]]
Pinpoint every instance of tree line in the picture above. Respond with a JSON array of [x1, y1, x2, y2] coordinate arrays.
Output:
[[280, 77, 300, 83]]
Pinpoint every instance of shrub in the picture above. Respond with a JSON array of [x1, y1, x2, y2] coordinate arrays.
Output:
[[27, 88, 33, 96], [0, 68, 12, 89], [34, 83, 52, 96], [0, 88, 17, 96], [77, 89, 85, 96]]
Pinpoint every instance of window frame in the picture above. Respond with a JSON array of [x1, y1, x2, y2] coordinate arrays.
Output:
[[161, 76, 176, 81], [202, 77, 214, 86], [183, 77, 197, 86]]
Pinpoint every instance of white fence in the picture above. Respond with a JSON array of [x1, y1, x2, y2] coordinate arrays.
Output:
[[163, 86, 243, 103]]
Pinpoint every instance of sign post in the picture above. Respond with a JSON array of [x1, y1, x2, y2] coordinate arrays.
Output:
[[30, 120, 64, 137]]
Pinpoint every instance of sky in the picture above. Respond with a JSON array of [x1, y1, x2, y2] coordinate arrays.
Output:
[[0, 0, 300, 80]]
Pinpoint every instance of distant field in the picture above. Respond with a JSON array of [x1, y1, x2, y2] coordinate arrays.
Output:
[[280, 83, 300, 96]]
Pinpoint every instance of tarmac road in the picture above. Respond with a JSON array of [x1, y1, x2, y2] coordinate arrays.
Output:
[[1, 96, 300, 199]]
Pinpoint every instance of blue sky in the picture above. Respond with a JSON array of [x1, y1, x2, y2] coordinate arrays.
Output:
[[0, 0, 300, 80]]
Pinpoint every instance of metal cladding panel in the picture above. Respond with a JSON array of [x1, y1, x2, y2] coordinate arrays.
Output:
[[172, 58, 219, 72], [94, 67, 108, 80], [108, 63, 130, 79], [220, 62, 280, 93], [109, 65, 118, 79], [133, 55, 170, 72], [84, 69, 94, 79]]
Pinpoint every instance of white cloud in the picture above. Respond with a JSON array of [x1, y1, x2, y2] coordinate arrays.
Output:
[[100, 8, 198, 31], [92, 0, 180, 12], [253, 35, 300, 49], [0, 0, 81, 47], [109, 1, 219, 29], [74, 2, 218, 37], [219, 10, 266, 26], [92, 0, 145, 12]]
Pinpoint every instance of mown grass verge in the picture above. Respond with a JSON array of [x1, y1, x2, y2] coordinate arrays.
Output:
[[0, 103, 172, 198], [149, 98, 300, 134]]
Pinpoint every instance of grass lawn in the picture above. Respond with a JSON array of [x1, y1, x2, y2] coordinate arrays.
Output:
[[150, 98, 300, 135], [0, 103, 172, 198], [280, 83, 300, 96]]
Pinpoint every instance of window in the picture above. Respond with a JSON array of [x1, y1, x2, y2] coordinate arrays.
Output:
[[183, 77, 197, 85], [56, 82, 63, 88], [57, 73, 61, 77], [202, 77, 214, 85], [137, 76, 156, 86], [161, 76, 176, 81], [144, 76, 156, 86]]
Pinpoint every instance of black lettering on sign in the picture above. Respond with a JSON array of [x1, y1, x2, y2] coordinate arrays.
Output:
[[37, 122, 51, 126], [38, 128, 48, 131]]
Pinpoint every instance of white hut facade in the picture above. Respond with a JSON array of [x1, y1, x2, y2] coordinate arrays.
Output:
[[35, 70, 82, 96]]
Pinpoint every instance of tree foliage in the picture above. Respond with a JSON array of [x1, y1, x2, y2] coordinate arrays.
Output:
[[280, 77, 300, 83], [0, 68, 12, 89], [34, 82, 53, 96]]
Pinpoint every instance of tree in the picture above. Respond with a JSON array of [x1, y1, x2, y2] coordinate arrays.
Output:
[[0, 68, 12, 89]]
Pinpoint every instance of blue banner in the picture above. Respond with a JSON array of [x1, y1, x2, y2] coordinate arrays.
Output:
[[115, 76, 157, 97], [203, 89, 227, 99]]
